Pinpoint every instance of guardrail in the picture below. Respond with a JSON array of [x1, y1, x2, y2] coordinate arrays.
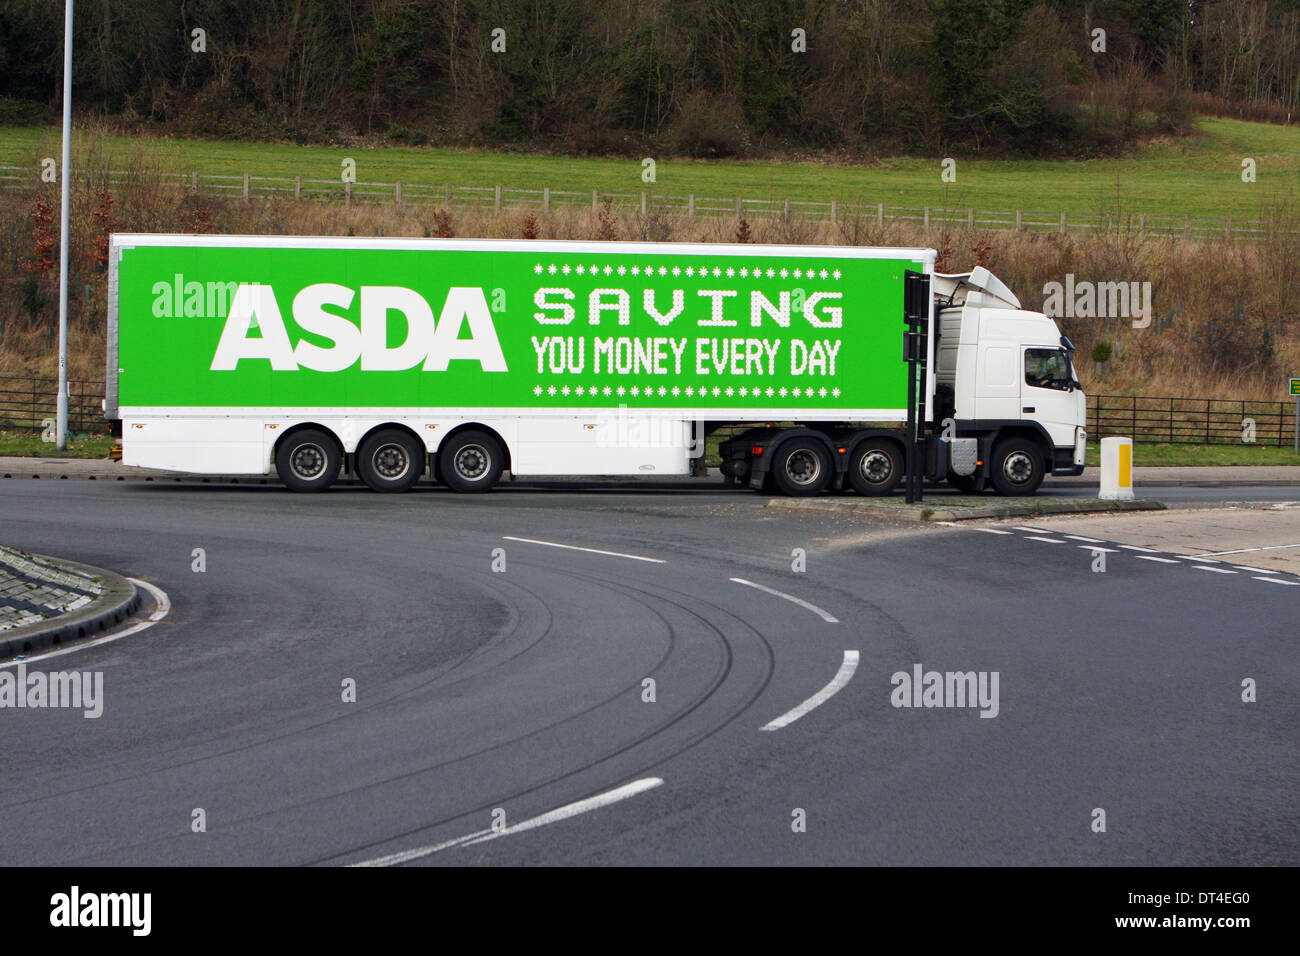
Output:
[[0, 376, 105, 433], [0, 165, 1292, 241], [1089, 394, 1297, 447]]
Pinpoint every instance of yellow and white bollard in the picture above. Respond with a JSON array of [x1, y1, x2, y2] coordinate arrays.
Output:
[[1098, 436, 1134, 500]]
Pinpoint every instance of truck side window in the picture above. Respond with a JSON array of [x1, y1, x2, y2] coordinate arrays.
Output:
[[1024, 348, 1071, 390]]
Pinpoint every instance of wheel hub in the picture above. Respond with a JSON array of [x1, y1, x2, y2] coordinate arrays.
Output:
[[290, 443, 326, 480]]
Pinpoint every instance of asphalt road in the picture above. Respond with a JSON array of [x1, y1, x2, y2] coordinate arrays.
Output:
[[1, 479, 1296, 865]]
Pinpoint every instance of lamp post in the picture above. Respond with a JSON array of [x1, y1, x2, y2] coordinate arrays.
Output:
[[56, 0, 73, 450]]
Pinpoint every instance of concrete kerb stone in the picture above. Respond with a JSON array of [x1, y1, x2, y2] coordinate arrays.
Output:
[[0, 549, 140, 659], [766, 495, 1167, 521]]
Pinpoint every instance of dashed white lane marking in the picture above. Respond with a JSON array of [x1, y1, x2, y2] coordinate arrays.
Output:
[[1253, 576, 1300, 586], [1079, 546, 1120, 553], [1192, 565, 1236, 574], [730, 578, 839, 623], [761, 651, 859, 731], [1179, 555, 1220, 563], [1, 578, 170, 668], [1012, 526, 1051, 533], [1065, 534, 1105, 543], [502, 536, 666, 564], [1191, 543, 1300, 557], [1135, 555, 1180, 564], [1234, 566, 1273, 574], [1024, 536, 1066, 544], [1119, 545, 1162, 553], [350, 777, 664, 867], [975, 528, 1013, 535]]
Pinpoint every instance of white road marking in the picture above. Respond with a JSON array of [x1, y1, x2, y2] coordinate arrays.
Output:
[[350, 777, 664, 867], [1253, 576, 1300, 586], [1012, 526, 1051, 533], [1, 578, 170, 668], [761, 651, 859, 731], [1120, 545, 1162, 553], [730, 578, 839, 623], [1024, 536, 1065, 544], [975, 528, 1013, 535], [1079, 546, 1119, 553], [1064, 534, 1105, 543], [1179, 555, 1221, 563], [1233, 566, 1273, 574], [1192, 566, 1236, 574], [1190, 543, 1300, 557], [502, 536, 665, 564], [1135, 555, 1180, 564]]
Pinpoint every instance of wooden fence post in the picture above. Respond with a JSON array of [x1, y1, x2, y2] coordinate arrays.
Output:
[[923, 206, 930, 228], [395, 181, 402, 204], [593, 189, 598, 211], [543, 187, 550, 212], [1015, 209, 1022, 231], [688, 194, 695, 219], [445, 183, 452, 204], [877, 202, 884, 226], [1059, 211, 1066, 234], [295, 175, 301, 200], [494, 185, 501, 212], [641, 191, 647, 216], [830, 200, 837, 224], [242, 173, 249, 200]]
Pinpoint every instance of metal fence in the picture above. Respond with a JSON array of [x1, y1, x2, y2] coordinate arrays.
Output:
[[0, 165, 1293, 242], [0, 376, 105, 433], [1089, 393, 1297, 447]]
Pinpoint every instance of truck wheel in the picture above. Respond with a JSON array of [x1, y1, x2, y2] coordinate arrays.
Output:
[[946, 471, 984, 494], [275, 428, 341, 493], [771, 438, 832, 496], [439, 429, 504, 493], [848, 439, 903, 496], [357, 428, 424, 493], [989, 438, 1044, 496]]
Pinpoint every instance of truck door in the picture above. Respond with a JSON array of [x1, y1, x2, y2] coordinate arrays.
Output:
[[1021, 347, 1081, 448]]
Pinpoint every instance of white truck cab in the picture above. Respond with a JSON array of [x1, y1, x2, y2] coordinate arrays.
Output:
[[932, 267, 1087, 494]]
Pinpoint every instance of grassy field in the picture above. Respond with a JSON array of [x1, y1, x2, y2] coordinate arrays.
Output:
[[0, 431, 112, 458], [1, 118, 1297, 221], [1083, 441, 1299, 466]]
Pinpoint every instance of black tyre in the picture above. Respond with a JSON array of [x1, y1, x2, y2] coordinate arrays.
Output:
[[946, 471, 985, 494], [438, 429, 504, 493], [848, 439, 904, 496], [275, 428, 341, 493], [770, 438, 832, 496], [989, 438, 1044, 496], [357, 428, 424, 493]]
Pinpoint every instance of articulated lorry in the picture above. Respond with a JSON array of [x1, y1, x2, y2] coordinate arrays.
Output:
[[104, 235, 1086, 495]]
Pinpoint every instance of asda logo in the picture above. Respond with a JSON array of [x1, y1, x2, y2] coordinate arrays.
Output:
[[208, 283, 507, 372]]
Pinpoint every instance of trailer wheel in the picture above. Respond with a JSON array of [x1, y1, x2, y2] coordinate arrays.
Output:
[[771, 438, 832, 496], [989, 438, 1044, 496], [848, 439, 903, 496], [439, 429, 504, 493], [357, 428, 424, 493], [275, 428, 341, 493]]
